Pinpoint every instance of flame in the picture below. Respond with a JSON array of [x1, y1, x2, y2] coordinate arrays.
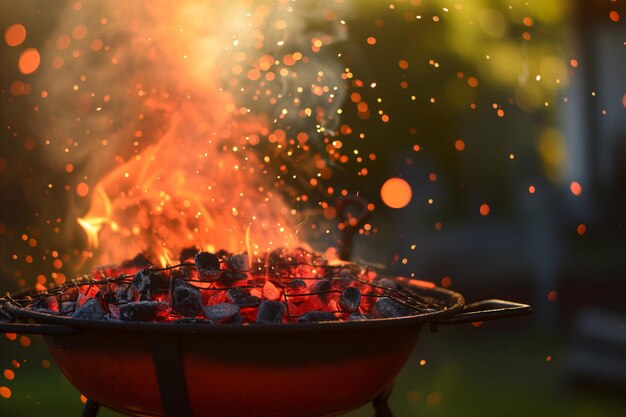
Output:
[[66, 0, 349, 266], [79, 105, 300, 265]]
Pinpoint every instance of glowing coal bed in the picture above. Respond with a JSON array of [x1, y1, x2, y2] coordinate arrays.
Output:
[[10, 248, 445, 325]]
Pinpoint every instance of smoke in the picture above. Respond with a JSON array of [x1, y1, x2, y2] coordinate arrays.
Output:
[[31, 0, 351, 264]]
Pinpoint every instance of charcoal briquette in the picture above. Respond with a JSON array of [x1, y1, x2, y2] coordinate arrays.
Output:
[[119, 301, 171, 322], [349, 313, 368, 321], [115, 285, 134, 303], [339, 287, 361, 313], [171, 279, 203, 317], [203, 303, 240, 324], [131, 269, 170, 300], [72, 298, 106, 320], [297, 310, 338, 323], [218, 269, 248, 285], [312, 278, 332, 303], [120, 253, 151, 269], [287, 279, 308, 304], [226, 287, 261, 307], [60, 301, 77, 315], [179, 246, 200, 262], [372, 297, 413, 318], [194, 251, 221, 280], [256, 300, 286, 323], [226, 253, 249, 272]]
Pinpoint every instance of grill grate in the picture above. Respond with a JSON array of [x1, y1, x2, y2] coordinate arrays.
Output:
[[7, 254, 452, 323]]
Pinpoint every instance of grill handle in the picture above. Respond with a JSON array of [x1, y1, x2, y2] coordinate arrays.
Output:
[[0, 301, 80, 335], [436, 299, 532, 325]]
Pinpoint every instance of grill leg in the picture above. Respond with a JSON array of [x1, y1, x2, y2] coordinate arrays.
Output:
[[373, 385, 394, 417], [151, 334, 192, 417], [80, 400, 100, 417]]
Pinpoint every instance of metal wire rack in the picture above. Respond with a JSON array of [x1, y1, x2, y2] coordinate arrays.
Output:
[[4, 258, 448, 323]]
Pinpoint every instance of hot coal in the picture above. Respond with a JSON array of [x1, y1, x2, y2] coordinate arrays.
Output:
[[119, 301, 171, 322], [73, 297, 106, 320], [372, 297, 414, 318], [115, 285, 134, 303], [226, 253, 248, 272], [312, 278, 332, 303], [120, 253, 152, 269], [194, 251, 221, 280], [218, 269, 248, 285], [179, 246, 199, 262], [203, 303, 240, 324], [131, 269, 170, 300], [171, 279, 203, 317], [297, 310, 339, 323], [60, 301, 77, 315], [339, 287, 361, 313], [226, 287, 262, 307], [256, 300, 286, 323], [287, 278, 308, 304]]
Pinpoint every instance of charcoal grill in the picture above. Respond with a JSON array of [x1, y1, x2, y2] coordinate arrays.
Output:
[[0, 264, 530, 417]]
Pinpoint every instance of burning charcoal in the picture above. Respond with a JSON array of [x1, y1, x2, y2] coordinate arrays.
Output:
[[312, 278, 332, 303], [179, 246, 199, 263], [226, 253, 249, 272], [376, 278, 400, 291], [121, 253, 152, 269], [131, 269, 170, 300], [339, 287, 361, 313], [108, 304, 120, 320], [297, 311, 339, 323], [194, 252, 221, 281], [132, 253, 152, 268], [262, 281, 282, 301], [60, 301, 77, 315], [171, 279, 203, 317], [349, 313, 368, 321], [72, 298, 106, 321], [256, 300, 286, 324], [218, 269, 248, 285], [115, 285, 134, 303], [60, 287, 78, 303], [226, 287, 261, 307], [119, 301, 171, 322], [203, 303, 240, 324], [0, 308, 14, 323], [175, 317, 213, 324], [287, 279, 308, 305], [372, 297, 413, 319]]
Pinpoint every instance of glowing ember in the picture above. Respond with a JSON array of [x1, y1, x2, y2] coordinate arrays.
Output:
[[380, 178, 412, 209], [4, 23, 26, 47]]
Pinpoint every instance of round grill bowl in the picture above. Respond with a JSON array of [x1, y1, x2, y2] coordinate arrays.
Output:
[[1, 282, 530, 417]]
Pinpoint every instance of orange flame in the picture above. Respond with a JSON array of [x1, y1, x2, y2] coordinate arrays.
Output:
[[69, 0, 349, 266], [79, 106, 301, 266]]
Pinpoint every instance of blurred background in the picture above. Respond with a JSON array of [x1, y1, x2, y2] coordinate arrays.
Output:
[[1, 0, 625, 416]]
